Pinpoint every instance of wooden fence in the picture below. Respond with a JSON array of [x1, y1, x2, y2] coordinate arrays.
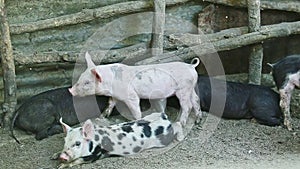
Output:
[[0, 0, 300, 127]]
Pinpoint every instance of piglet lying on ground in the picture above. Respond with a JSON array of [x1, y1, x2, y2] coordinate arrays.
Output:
[[168, 75, 283, 126], [56, 113, 183, 168], [10, 87, 110, 142], [268, 55, 300, 130], [69, 52, 201, 126]]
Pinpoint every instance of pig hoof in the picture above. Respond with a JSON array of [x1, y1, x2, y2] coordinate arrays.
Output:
[[180, 119, 187, 127], [51, 152, 60, 160], [286, 124, 293, 131], [176, 133, 184, 142], [103, 109, 111, 117], [284, 118, 293, 131], [173, 122, 184, 142], [195, 116, 202, 124]]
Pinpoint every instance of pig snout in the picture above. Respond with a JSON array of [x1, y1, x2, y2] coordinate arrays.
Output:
[[68, 87, 76, 96], [59, 152, 70, 162]]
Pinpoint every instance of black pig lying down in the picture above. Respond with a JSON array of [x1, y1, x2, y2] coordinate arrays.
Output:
[[268, 55, 300, 130], [10, 87, 110, 143], [10, 87, 155, 142], [168, 75, 283, 126]]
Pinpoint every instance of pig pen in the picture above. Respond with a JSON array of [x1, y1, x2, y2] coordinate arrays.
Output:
[[0, 92, 300, 169], [1, 0, 300, 168]]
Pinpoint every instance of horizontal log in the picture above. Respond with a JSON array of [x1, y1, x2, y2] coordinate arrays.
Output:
[[167, 26, 249, 48], [10, 0, 190, 35], [202, 0, 300, 13], [213, 21, 300, 51], [13, 43, 148, 65]]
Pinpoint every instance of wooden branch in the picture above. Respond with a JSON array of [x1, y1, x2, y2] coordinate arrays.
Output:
[[213, 21, 300, 51], [0, 0, 17, 128], [137, 21, 300, 64], [167, 26, 249, 48], [150, 0, 166, 56], [247, 0, 263, 85], [202, 0, 300, 13], [10, 0, 190, 35]]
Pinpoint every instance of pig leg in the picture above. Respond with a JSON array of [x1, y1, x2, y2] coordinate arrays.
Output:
[[51, 152, 60, 160], [103, 97, 116, 117], [172, 122, 184, 141], [279, 72, 299, 130], [279, 88, 293, 131], [47, 124, 63, 136], [176, 91, 193, 126], [123, 93, 142, 120], [191, 90, 202, 123], [35, 124, 63, 140]]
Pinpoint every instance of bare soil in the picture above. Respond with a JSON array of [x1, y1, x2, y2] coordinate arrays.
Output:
[[1, 109, 300, 169]]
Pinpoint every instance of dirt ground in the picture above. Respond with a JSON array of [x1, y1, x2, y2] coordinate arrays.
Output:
[[1, 96, 300, 169]]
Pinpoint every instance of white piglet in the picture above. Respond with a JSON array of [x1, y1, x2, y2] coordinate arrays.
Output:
[[69, 52, 201, 125], [57, 113, 184, 168]]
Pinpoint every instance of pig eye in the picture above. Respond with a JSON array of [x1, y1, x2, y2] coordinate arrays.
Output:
[[75, 141, 81, 147]]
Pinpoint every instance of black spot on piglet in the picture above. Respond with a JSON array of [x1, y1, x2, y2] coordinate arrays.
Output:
[[155, 126, 164, 136], [101, 136, 115, 152], [137, 120, 151, 138], [121, 125, 134, 133]]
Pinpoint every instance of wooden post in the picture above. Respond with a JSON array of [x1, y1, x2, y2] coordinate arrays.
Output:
[[150, 0, 165, 56], [247, 0, 263, 84], [0, 0, 17, 128]]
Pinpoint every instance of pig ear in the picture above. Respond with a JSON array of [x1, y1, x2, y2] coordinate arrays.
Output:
[[60, 118, 72, 134], [91, 68, 102, 83], [82, 119, 95, 140], [85, 52, 96, 68]]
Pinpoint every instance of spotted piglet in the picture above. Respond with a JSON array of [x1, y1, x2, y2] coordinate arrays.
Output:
[[269, 55, 300, 130], [57, 113, 184, 168]]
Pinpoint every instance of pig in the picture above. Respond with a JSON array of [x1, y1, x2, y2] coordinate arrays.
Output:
[[69, 52, 202, 126], [268, 55, 300, 130], [167, 75, 283, 126], [10, 87, 111, 143], [56, 113, 184, 168]]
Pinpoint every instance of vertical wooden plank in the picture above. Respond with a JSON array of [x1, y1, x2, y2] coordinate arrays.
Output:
[[0, 0, 17, 128], [150, 0, 165, 56], [248, 0, 263, 85]]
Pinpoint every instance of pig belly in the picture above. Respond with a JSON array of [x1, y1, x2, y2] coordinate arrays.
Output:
[[130, 72, 177, 99]]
